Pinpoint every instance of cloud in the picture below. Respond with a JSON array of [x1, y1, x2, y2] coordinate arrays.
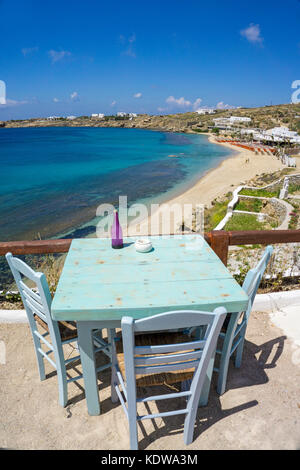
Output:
[[53, 97, 60, 103], [240, 23, 263, 44], [70, 91, 79, 102], [216, 101, 236, 110], [166, 96, 203, 110], [133, 92, 142, 98], [193, 98, 202, 110], [166, 96, 192, 107], [120, 34, 136, 58], [22, 46, 38, 56], [111, 100, 117, 106], [48, 49, 72, 63], [0, 98, 28, 108]]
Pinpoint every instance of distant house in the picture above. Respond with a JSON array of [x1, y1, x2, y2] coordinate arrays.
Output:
[[265, 127, 298, 140], [116, 112, 137, 118], [66, 115, 77, 120], [213, 116, 251, 130], [91, 113, 105, 118], [250, 127, 300, 143], [195, 108, 216, 115], [47, 116, 60, 120], [229, 116, 251, 123]]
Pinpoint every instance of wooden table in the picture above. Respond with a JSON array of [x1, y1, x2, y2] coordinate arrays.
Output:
[[51, 235, 248, 415]]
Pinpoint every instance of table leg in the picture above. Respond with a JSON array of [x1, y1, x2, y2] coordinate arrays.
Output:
[[77, 322, 100, 416]]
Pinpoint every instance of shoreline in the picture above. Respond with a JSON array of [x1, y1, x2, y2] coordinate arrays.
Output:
[[0, 127, 292, 241], [127, 133, 287, 236]]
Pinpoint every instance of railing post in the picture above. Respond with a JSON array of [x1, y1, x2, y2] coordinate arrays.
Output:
[[209, 231, 230, 266]]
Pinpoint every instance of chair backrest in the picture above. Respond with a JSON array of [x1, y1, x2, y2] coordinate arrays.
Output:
[[242, 245, 273, 319], [121, 307, 227, 398], [5, 252, 53, 326]]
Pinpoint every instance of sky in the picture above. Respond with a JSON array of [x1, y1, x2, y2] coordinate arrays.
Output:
[[0, 0, 300, 120]]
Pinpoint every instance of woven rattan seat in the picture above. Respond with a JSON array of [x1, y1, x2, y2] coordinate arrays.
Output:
[[116, 331, 196, 387], [34, 314, 78, 341]]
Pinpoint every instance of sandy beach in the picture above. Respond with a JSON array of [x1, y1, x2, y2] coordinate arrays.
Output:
[[127, 134, 287, 236]]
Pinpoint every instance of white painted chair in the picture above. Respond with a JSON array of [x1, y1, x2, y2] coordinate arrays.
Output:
[[214, 245, 274, 395], [6, 252, 113, 407], [111, 307, 226, 449]]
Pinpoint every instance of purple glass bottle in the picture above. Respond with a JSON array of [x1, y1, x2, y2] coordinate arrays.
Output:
[[111, 209, 123, 249]]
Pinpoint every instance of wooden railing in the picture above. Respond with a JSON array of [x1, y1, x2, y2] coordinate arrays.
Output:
[[1, 229, 300, 266]]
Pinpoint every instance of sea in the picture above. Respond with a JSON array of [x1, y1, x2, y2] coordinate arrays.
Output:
[[0, 127, 233, 242]]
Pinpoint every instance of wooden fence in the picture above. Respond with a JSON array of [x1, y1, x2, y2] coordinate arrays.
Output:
[[1, 229, 300, 266]]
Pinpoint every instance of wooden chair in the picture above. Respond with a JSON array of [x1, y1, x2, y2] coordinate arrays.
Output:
[[110, 307, 226, 450], [214, 245, 274, 396], [6, 252, 113, 407]]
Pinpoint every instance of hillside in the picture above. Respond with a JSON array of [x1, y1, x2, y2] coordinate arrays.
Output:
[[2, 103, 300, 134]]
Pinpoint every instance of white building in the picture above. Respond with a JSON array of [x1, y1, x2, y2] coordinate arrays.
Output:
[[213, 116, 251, 129], [66, 115, 77, 120], [91, 113, 105, 118], [240, 128, 257, 135], [265, 127, 298, 140], [47, 116, 60, 120], [249, 127, 300, 144], [117, 112, 137, 118], [229, 116, 251, 123], [195, 108, 216, 115]]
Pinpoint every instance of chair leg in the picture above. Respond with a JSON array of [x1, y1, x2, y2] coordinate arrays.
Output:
[[217, 349, 231, 396], [31, 326, 46, 381], [235, 337, 245, 368], [57, 371, 69, 407], [127, 401, 138, 450], [198, 354, 214, 407], [217, 312, 240, 396], [109, 330, 119, 404], [183, 394, 200, 445], [55, 348, 69, 407]]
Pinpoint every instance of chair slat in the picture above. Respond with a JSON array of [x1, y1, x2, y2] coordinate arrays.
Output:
[[19, 280, 42, 304], [137, 408, 189, 421], [135, 358, 199, 376], [37, 348, 57, 368], [134, 349, 202, 366], [230, 335, 243, 355], [136, 390, 191, 403], [234, 319, 246, 339], [23, 293, 47, 321], [34, 329, 54, 351], [134, 339, 205, 355]]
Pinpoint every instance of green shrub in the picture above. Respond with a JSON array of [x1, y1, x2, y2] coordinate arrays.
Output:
[[235, 198, 263, 213], [239, 188, 280, 198], [224, 214, 267, 231]]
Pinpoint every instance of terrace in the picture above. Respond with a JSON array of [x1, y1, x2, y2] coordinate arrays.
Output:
[[0, 230, 299, 450]]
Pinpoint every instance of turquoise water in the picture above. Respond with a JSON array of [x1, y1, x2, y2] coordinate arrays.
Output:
[[0, 127, 232, 241]]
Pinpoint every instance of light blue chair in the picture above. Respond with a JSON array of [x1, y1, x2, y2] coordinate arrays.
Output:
[[111, 307, 227, 450], [6, 252, 113, 407], [214, 245, 274, 396]]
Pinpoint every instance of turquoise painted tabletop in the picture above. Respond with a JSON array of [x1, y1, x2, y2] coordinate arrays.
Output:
[[51, 235, 248, 321]]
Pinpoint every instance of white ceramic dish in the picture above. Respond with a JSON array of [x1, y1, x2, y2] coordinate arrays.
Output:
[[135, 238, 153, 253]]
